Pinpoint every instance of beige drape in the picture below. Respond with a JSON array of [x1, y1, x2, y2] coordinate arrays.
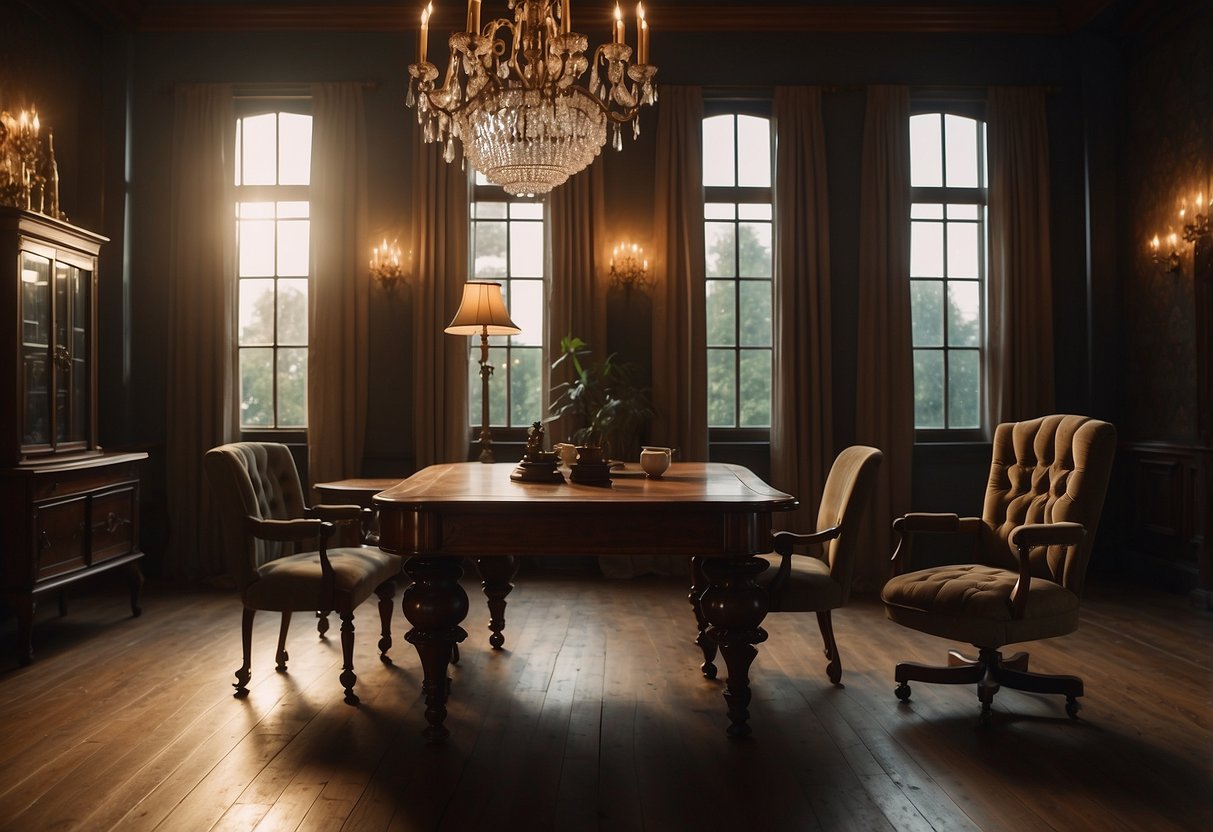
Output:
[[411, 145, 470, 467], [548, 161, 607, 444], [308, 83, 369, 490], [854, 86, 913, 591], [166, 84, 237, 579], [652, 86, 708, 460], [772, 86, 834, 531], [987, 86, 1055, 423]]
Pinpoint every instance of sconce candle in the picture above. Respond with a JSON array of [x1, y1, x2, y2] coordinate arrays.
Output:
[[609, 240, 652, 292], [370, 238, 407, 292]]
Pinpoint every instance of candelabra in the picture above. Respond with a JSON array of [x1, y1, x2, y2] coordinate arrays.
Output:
[[0, 107, 62, 219], [370, 238, 407, 293]]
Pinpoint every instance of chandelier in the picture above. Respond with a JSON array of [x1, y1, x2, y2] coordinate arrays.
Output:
[[407, 1, 657, 197]]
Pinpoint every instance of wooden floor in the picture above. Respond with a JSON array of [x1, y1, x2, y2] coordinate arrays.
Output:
[[0, 567, 1210, 832]]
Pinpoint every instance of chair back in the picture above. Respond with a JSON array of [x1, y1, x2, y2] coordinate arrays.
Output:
[[981, 415, 1116, 596], [204, 442, 310, 590], [819, 445, 883, 603]]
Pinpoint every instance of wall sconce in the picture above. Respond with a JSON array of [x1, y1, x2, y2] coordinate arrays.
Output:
[[1151, 233, 1181, 273], [609, 241, 652, 292], [370, 237, 407, 292], [1181, 193, 1210, 244]]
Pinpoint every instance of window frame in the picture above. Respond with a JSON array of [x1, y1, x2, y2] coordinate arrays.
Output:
[[908, 100, 989, 444], [233, 99, 314, 443], [702, 99, 775, 446]]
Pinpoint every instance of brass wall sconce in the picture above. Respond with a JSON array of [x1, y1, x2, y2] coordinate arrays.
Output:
[[1150, 190, 1212, 275], [370, 238, 407, 292], [1181, 195, 1210, 243], [1151, 233, 1181, 273], [609, 241, 652, 292]]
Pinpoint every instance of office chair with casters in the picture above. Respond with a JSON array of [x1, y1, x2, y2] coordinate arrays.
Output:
[[204, 442, 402, 705], [881, 415, 1116, 722], [757, 445, 883, 685]]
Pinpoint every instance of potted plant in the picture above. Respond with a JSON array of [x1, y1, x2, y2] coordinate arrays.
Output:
[[548, 335, 655, 461]]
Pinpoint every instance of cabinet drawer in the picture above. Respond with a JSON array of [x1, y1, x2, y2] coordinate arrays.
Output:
[[35, 497, 87, 579], [91, 487, 136, 563]]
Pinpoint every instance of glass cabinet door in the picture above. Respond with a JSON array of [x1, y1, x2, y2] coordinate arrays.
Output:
[[21, 252, 51, 447], [69, 264, 90, 444]]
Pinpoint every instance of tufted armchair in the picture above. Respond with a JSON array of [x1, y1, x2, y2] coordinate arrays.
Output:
[[757, 446, 882, 685], [880, 415, 1116, 722], [204, 442, 402, 704]]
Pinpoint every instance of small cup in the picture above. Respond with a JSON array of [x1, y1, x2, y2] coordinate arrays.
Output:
[[640, 446, 672, 478]]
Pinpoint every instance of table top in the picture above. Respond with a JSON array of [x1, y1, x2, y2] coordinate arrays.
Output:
[[373, 462, 796, 513]]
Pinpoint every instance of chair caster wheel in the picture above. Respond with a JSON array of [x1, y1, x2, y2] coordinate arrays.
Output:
[[1065, 698, 1081, 719], [895, 682, 911, 702]]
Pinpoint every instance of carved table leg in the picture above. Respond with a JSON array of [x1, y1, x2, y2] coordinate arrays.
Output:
[[699, 555, 770, 738], [689, 556, 718, 679], [477, 555, 518, 650], [128, 562, 145, 617], [402, 557, 469, 743]]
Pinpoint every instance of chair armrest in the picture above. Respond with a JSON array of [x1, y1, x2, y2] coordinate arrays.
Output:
[[772, 526, 841, 556], [246, 517, 332, 542], [889, 514, 982, 575], [1006, 522, 1085, 620], [308, 504, 369, 524]]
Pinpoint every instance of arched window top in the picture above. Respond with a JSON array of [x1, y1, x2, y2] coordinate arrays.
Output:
[[703, 113, 771, 189], [909, 112, 986, 190]]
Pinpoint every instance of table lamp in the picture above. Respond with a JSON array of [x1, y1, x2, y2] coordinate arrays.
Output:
[[444, 281, 521, 463]]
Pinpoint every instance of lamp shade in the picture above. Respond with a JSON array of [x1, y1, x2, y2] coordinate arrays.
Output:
[[444, 281, 522, 336]]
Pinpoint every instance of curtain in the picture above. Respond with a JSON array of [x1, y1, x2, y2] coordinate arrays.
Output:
[[308, 83, 369, 491], [651, 86, 708, 461], [548, 161, 607, 445], [987, 86, 1055, 424], [411, 142, 470, 467], [772, 86, 834, 532], [854, 86, 913, 591], [165, 84, 237, 580]]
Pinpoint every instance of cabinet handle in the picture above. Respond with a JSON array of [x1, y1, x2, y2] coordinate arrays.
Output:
[[54, 345, 71, 372], [93, 512, 129, 534]]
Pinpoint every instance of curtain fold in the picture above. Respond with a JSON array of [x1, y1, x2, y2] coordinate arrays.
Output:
[[987, 86, 1055, 424], [548, 161, 607, 444], [308, 83, 370, 491], [411, 144, 470, 467], [651, 86, 708, 461], [772, 86, 834, 532], [854, 85, 913, 591], [166, 84, 237, 580]]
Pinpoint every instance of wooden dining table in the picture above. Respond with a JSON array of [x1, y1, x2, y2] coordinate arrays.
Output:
[[374, 461, 797, 742]]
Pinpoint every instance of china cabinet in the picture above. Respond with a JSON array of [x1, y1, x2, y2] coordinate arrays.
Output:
[[0, 207, 145, 664]]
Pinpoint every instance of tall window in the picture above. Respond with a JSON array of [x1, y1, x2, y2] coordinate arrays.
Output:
[[909, 111, 988, 432], [702, 111, 774, 433], [234, 108, 313, 431], [468, 172, 546, 434]]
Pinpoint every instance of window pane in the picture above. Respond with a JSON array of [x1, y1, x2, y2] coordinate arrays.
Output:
[[704, 203, 736, 220], [706, 280, 736, 346], [508, 279, 543, 347], [238, 219, 275, 276], [277, 279, 309, 346], [736, 115, 771, 188], [240, 113, 277, 186], [738, 204, 771, 220], [510, 347, 542, 426], [947, 204, 979, 220], [487, 346, 507, 426], [277, 347, 308, 427], [509, 221, 544, 277], [510, 202, 544, 219], [948, 350, 980, 428], [739, 281, 771, 347], [277, 219, 310, 276], [474, 201, 506, 218], [705, 222, 735, 278], [473, 220, 508, 277], [278, 113, 313, 186], [703, 115, 735, 187], [738, 222, 772, 277], [239, 279, 276, 345], [239, 348, 274, 427], [946, 221, 979, 278], [707, 349, 736, 426], [910, 114, 942, 187], [945, 114, 979, 188], [910, 221, 944, 278], [911, 202, 944, 220], [738, 350, 771, 427], [910, 280, 943, 347], [238, 201, 275, 219], [948, 280, 980, 347], [913, 349, 945, 429]]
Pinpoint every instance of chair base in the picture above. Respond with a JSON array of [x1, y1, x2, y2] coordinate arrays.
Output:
[[893, 648, 1083, 723]]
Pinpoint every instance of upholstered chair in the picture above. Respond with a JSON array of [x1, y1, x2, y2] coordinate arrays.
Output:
[[204, 442, 402, 704], [881, 415, 1116, 722], [758, 446, 883, 685]]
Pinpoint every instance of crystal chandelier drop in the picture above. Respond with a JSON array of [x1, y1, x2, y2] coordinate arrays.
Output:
[[407, 1, 658, 197]]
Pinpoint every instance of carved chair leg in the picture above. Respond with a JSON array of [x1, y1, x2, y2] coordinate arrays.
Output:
[[276, 612, 291, 672], [816, 610, 843, 686], [339, 611, 359, 706], [234, 608, 255, 697], [376, 580, 395, 662], [316, 610, 330, 638], [690, 556, 718, 679]]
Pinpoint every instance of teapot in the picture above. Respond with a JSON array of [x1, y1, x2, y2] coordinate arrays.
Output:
[[639, 446, 673, 478]]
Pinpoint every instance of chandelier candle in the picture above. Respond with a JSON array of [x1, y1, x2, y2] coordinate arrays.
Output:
[[407, 0, 658, 197]]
